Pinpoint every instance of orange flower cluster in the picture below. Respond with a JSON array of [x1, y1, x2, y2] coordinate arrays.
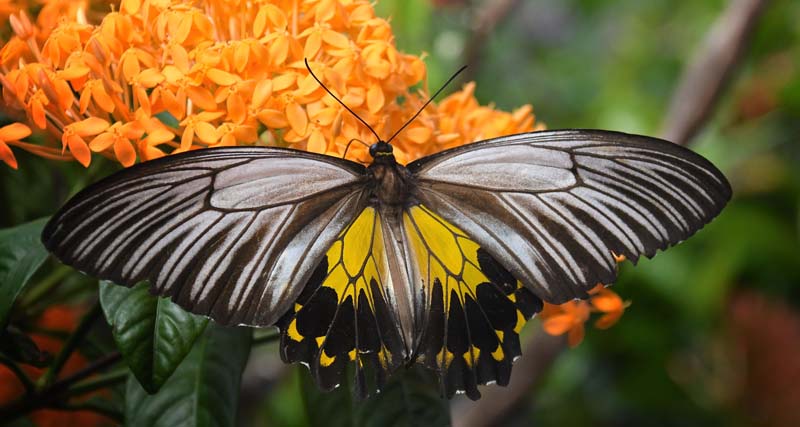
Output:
[[0, 0, 537, 169]]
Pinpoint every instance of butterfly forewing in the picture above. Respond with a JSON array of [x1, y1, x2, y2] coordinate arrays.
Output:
[[42, 147, 369, 327], [408, 130, 731, 304]]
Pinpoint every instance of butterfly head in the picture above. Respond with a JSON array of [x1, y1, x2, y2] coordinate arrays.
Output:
[[369, 141, 395, 163]]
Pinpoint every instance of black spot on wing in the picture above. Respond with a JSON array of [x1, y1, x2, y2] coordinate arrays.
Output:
[[314, 295, 356, 391], [514, 288, 543, 318], [418, 279, 446, 368], [446, 290, 468, 356], [444, 291, 480, 399], [297, 257, 328, 305], [477, 248, 516, 294], [369, 278, 404, 368], [356, 290, 381, 353], [465, 295, 501, 384], [295, 286, 338, 338], [323, 295, 356, 356], [475, 283, 517, 331]]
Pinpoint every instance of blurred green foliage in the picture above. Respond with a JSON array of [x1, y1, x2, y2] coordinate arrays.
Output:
[[2, 0, 799, 426]]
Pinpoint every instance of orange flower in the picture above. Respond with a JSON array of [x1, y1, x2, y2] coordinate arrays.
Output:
[[590, 285, 626, 329], [0, 0, 538, 168], [539, 284, 628, 347], [541, 300, 591, 348]]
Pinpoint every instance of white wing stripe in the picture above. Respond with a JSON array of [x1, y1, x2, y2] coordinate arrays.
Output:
[[501, 194, 585, 284]]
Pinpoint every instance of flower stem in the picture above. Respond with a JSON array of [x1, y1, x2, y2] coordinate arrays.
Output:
[[63, 367, 128, 397], [53, 400, 123, 422], [0, 352, 122, 423], [38, 302, 102, 387], [17, 264, 73, 309], [0, 354, 35, 394]]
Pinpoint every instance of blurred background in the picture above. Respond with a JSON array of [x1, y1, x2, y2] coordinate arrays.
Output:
[[2, 0, 799, 426]]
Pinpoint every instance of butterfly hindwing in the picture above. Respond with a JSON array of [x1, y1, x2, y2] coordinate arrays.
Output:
[[277, 206, 405, 397], [403, 205, 543, 399]]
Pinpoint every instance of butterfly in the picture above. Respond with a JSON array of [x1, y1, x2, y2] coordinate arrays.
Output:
[[40, 65, 731, 400]]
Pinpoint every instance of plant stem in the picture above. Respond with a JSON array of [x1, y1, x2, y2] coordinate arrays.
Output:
[[49, 352, 123, 394], [0, 354, 35, 394], [39, 302, 102, 387], [63, 367, 128, 397], [53, 400, 123, 422], [0, 352, 122, 423], [0, 352, 122, 422], [18, 264, 73, 309]]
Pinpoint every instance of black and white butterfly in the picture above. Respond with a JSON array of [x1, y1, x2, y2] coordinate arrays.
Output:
[[41, 64, 731, 400]]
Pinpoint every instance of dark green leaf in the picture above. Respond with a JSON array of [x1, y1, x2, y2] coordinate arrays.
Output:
[[124, 323, 252, 427], [302, 366, 450, 427], [99, 281, 208, 393], [0, 218, 49, 326]]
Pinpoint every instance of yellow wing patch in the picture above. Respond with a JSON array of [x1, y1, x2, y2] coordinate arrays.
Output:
[[404, 205, 543, 399], [276, 207, 404, 397]]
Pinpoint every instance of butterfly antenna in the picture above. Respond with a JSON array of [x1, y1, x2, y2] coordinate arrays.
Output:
[[385, 65, 468, 144], [305, 58, 382, 143], [342, 138, 369, 159]]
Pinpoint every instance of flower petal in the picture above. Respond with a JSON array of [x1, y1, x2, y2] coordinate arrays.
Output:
[[75, 117, 110, 136], [186, 86, 218, 111], [285, 102, 308, 135], [0, 123, 32, 141], [114, 139, 137, 167], [307, 128, 327, 153], [366, 84, 384, 114], [542, 314, 575, 336], [67, 134, 91, 167], [567, 324, 585, 347], [252, 80, 273, 109], [89, 132, 116, 152], [226, 92, 246, 124], [207, 68, 240, 86], [405, 126, 431, 145], [594, 312, 623, 330], [257, 109, 289, 128], [194, 121, 219, 144], [0, 141, 18, 169], [591, 289, 624, 312]]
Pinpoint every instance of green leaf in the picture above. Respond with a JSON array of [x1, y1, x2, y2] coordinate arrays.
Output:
[[0, 218, 49, 326], [124, 324, 252, 427], [302, 366, 450, 427], [100, 281, 208, 393]]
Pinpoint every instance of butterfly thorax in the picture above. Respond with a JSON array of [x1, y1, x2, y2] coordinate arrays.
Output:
[[367, 142, 417, 208]]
